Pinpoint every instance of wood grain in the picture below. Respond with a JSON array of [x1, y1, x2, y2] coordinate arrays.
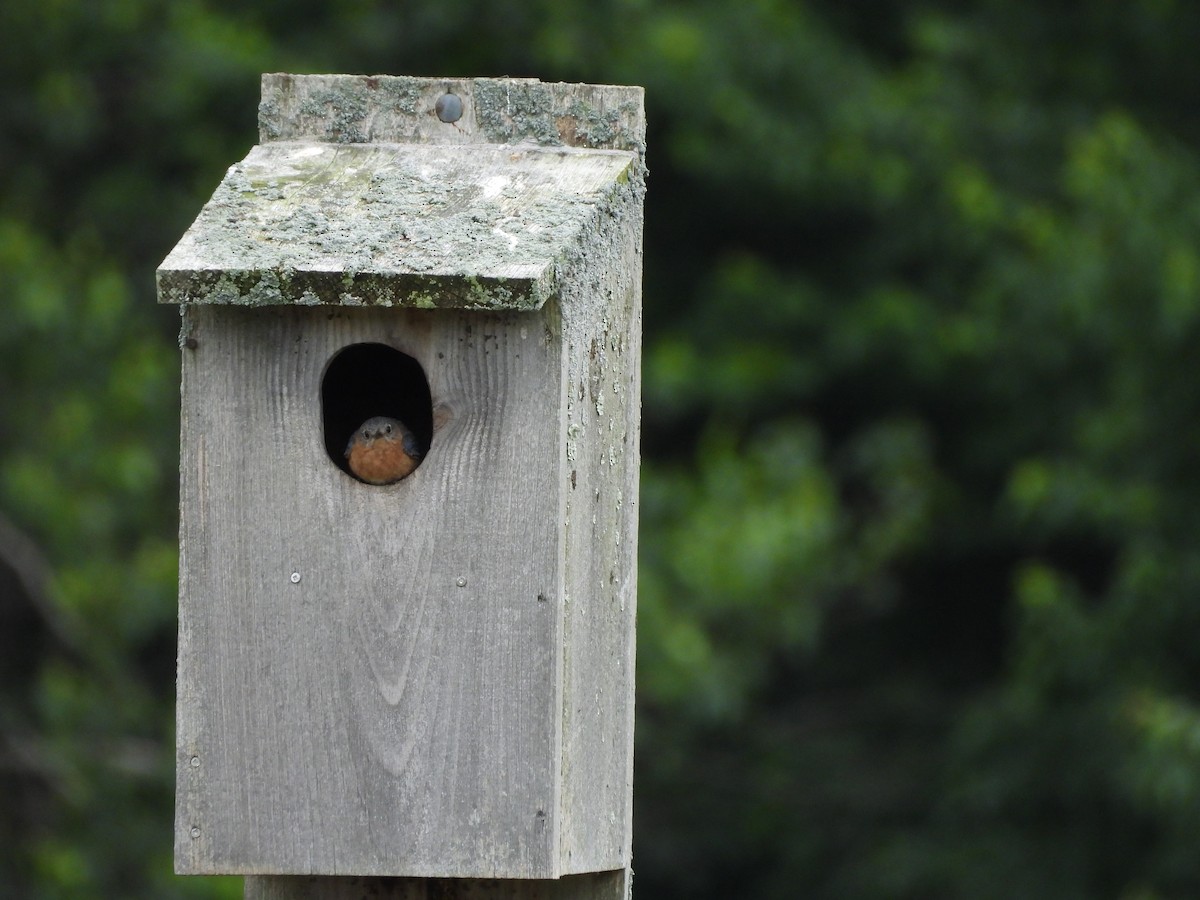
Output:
[[556, 156, 642, 876], [177, 305, 563, 877]]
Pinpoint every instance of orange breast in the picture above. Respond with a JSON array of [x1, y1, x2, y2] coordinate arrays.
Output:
[[347, 440, 418, 484]]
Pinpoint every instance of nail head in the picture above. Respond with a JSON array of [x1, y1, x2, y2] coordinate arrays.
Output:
[[436, 93, 463, 123]]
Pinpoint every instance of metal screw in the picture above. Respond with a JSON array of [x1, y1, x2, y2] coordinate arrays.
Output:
[[456, 576, 467, 588], [190, 826, 201, 839], [436, 93, 463, 123], [290, 572, 301, 584], [190, 755, 200, 768]]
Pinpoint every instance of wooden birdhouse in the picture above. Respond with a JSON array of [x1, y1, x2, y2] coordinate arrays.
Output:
[[158, 74, 644, 897]]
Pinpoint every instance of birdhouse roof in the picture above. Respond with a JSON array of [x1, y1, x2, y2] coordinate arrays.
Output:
[[157, 75, 644, 311]]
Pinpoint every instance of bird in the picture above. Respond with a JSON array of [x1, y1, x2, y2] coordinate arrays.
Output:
[[345, 416, 423, 484]]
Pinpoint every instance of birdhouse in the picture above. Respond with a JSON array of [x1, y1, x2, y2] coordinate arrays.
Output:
[[158, 74, 644, 891]]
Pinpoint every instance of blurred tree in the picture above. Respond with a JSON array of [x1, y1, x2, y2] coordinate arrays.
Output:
[[4, 0, 1200, 897]]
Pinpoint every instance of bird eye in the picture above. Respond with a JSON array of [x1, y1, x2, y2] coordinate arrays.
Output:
[[385, 424, 393, 434], [362, 430, 371, 440]]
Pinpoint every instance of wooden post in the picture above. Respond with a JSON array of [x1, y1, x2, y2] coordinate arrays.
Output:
[[157, 75, 645, 899], [244, 872, 629, 899]]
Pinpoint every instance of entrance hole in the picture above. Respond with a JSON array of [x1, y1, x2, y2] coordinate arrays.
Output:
[[322, 343, 433, 482]]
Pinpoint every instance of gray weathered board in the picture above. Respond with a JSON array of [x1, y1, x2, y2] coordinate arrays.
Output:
[[157, 141, 635, 310], [163, 74, 644, 889]]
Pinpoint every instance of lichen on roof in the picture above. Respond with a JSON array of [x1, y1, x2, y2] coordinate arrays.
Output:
[[158, 74, 646, 311]]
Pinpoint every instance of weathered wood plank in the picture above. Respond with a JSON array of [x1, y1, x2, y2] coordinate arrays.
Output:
[[257, 74, 645, 153], [244, 869, 630, 900], [157, 142, 635, 310], [556, 146, 642, 874], [176, 304, 564, 877]]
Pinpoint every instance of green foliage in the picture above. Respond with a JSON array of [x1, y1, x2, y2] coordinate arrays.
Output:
[[5, 0, 1200, 897]]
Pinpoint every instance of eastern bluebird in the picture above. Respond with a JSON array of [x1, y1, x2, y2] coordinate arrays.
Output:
[[345, 416, 423, 484]]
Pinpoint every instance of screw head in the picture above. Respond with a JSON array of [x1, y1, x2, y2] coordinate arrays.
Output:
[[456, 576, 467, 588], [435, 93, 463, 123], [290, 572, 301, 584], [190, 826, 201, 839]]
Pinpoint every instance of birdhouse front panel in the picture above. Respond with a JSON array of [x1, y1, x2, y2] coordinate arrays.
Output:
[[175, 303, 564, 877]]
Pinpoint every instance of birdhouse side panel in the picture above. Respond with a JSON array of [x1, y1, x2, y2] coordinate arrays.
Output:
[[556, 158, 645, 872], [175, 304, 565, 878]]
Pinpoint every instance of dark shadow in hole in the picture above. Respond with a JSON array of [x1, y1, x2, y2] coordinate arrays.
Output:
[[322, 343, 433, 481]]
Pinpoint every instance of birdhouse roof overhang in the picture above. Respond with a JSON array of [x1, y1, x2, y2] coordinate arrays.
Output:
[[157, 140, 636, 311]]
